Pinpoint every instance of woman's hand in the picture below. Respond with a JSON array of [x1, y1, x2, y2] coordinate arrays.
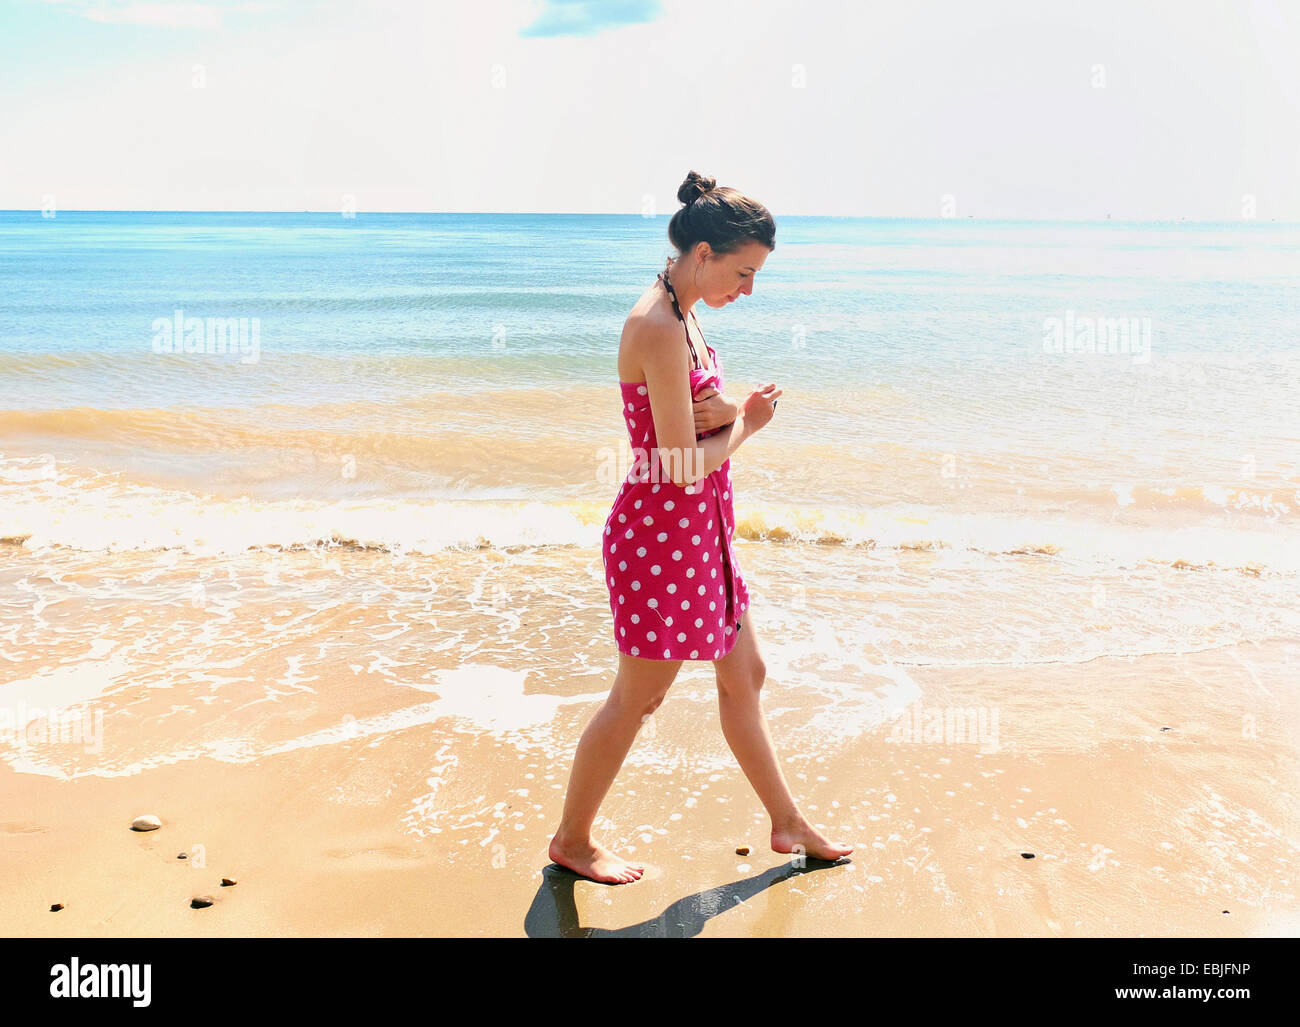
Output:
[[692, 386, 742, 434], [742, 383, 782, 433]]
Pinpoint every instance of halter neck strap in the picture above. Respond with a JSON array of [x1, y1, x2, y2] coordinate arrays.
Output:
[[658, 261, 701, 370]]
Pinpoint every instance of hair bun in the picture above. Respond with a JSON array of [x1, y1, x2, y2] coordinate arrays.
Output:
[[677, 171, 717, 205]]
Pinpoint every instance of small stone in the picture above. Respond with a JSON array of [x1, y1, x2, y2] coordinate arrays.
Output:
[[131, 814, 162, 832], [1160, 727, 1173, 732], [191, 895, 214, 909], [735, 846, 750, 856], [1020, 852, 1035, 859], [1222, 909, 1230, 914], [50, 903, 64, 912], [221, 877, 237, 887], [177, 853, 187, 859]]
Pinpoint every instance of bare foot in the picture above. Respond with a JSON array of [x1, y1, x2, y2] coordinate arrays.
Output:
[[771, 817, 854, 861], [549, 832, 647, 884]]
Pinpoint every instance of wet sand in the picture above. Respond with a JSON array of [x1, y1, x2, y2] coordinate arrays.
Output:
[[4, 636, 1296, 937]]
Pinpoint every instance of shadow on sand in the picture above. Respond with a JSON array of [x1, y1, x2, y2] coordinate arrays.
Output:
[[524, 856, 851, 937]]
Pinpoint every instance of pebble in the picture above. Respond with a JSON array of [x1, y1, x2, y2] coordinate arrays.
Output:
[[191, 895, 214, 909], [221, 877, 237, 887], [131, 814, 162, 832], [1020, 852, 1035, 859], [177, 853, 187, 860], [735, 846, 750, 855], [50, 903, 64, 912]]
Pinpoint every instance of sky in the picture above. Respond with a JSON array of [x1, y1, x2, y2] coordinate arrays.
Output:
[[1, 0, 1297, 219]]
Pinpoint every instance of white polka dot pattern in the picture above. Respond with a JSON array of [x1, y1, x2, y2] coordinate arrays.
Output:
[[604, 342, 748, 661]]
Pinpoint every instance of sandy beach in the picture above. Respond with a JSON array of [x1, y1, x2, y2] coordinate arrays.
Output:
[[4, 597, 1295, 937]]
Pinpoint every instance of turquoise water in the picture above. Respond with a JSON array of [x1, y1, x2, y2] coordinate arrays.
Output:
[[0, 211, 1297, 566], [4, 211, 1296, 404]]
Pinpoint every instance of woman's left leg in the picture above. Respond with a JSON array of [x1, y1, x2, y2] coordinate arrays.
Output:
[[713, 611, 854, 861]]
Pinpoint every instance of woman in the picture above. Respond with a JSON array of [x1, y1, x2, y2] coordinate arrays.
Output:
[[548, 171, 854, 883]]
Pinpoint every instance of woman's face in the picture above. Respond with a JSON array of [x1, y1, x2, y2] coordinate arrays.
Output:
[[696, 241, 771, 308]]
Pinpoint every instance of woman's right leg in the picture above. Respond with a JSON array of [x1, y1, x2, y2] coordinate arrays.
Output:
[[548, 652, 682, 883]]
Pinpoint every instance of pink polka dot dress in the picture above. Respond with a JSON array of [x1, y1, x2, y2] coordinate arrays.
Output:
[[601, 270, 749, 661]]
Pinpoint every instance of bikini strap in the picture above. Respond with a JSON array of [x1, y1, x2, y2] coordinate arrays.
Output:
[[658, 265, 701, 370]]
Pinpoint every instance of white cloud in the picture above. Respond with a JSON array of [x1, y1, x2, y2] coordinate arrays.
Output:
[[5, 0, 1298, 217]]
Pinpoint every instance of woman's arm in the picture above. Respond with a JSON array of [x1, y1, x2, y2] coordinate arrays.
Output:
[[692, 386, 741, 434], [637, 320, 779, 485], [689, 387, 780, 480], [634, 322, 764, 483]]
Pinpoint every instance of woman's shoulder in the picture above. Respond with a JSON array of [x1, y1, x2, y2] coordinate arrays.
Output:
[[626, 279, 670, 322], [619, 302, 690, 383], [621, 288, 682, 351]]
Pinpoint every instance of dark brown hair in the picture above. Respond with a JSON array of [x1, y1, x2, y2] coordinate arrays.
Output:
[[666, 170, 775, 257]]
